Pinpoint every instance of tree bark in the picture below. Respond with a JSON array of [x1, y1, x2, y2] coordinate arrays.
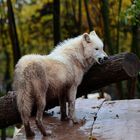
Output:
[[7, 0, 21, 66], [84, 0, 93, 31], [116, 0, 122, 53], [78, 0, 82, 34], [53, 0, 61, 46], [78, 52, 140, 96], [101, 0, 113, 54], [0, 52, 140, 128]]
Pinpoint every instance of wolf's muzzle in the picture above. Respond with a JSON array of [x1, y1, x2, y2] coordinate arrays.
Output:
[[98, 56, 108, 64]]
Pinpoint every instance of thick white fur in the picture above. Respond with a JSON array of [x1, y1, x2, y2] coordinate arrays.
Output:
[[13, 31, 107, 137]]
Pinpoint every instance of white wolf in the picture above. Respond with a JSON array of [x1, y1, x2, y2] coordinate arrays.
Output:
[[13, 31, 108, 138]]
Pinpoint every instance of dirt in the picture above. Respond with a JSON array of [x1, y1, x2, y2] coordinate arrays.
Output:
[[13, 98, 105, 140]]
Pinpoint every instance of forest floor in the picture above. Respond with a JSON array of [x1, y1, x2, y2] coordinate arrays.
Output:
[[13, 98, 140, 140]]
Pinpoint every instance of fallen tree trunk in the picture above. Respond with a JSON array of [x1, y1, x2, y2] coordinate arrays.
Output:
[[78, 52, 140, 96], [0, 52, 140, 128]]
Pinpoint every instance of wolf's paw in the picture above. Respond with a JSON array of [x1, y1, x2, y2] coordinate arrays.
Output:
[[26, 130, 35, 138], [69, 118, 79, 126], [61, 115, 69, 121], [41, 131, 52, 137], [45, 130, 52, 136], [72, 118, 79, 124]]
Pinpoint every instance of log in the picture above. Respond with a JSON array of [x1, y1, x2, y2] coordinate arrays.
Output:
[[0, 92, 21, 128], [78, 52, 140, 96], [0, 52, 140, 128]]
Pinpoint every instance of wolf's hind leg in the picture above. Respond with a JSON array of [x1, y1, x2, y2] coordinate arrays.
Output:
[[35, 92, 47, 136], [23, 120, 35, 138], [20, 101, 35, 138], [68, 86, 78, 125]]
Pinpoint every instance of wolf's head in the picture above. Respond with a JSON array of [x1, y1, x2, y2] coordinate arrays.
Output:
[[82, 31, 108, 64]]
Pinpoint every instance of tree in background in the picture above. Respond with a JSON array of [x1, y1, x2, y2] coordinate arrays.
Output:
[[0, 0, 21, 138], [122, 0, 140, 98], [84, 0, 93, 31], [101, 0, 113, 54], [7, 0, 21, 66], [53, 0, 61, 46], [0, 0, 140, 138], [0, 0, 140, 106]]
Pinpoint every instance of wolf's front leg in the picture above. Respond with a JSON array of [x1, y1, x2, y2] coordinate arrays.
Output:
[[68, 86, 78, 125]]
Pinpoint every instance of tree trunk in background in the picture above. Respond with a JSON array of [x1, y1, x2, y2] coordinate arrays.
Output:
[[115, 82, 123, 99], [1, 49, 11, 140], [53, 0, 61, 46], [0, 5, 11, 91], [78, 0, 82, 34], [0, 1, 11, 139], [131, 24, 139, 57], [101, 0, 113, 54], [131, 0, 140, 97], [7, 0, 21, 66], [137, 74, 140, 98], [131, 24, 139, 98], [115, 0, 123, 99], [101, 0, 125, 99], [127, 78, 137, 99], [1, 129, 6, 140], [6, 0, 21, 138], [84, 0, 93, 31], [4, 50, 11, 91], [71, 0, 78, 29], [116, 0, 122, 53]]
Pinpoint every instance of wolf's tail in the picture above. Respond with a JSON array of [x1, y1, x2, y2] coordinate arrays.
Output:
[[16, 88, 33, 123]]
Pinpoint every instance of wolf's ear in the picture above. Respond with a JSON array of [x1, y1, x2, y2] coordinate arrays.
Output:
[[83, 33, 91, 43], [90, 30, 97, 36]]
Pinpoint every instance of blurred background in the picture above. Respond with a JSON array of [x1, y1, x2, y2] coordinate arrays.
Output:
[[0, 0, 140, 139]]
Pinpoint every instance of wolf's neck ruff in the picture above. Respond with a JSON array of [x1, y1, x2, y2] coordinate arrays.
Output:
[[47, 35, 95, 72]]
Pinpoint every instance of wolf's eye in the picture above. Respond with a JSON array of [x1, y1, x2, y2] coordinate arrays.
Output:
[[95, 48, 99, 50]]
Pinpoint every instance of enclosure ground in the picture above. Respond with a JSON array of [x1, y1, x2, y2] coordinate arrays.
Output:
[[13, 98, 140, 140]]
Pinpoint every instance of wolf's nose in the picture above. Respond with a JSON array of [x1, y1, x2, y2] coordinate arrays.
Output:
[[98, 58, 104, 64], [104, 56, 108, 61]]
